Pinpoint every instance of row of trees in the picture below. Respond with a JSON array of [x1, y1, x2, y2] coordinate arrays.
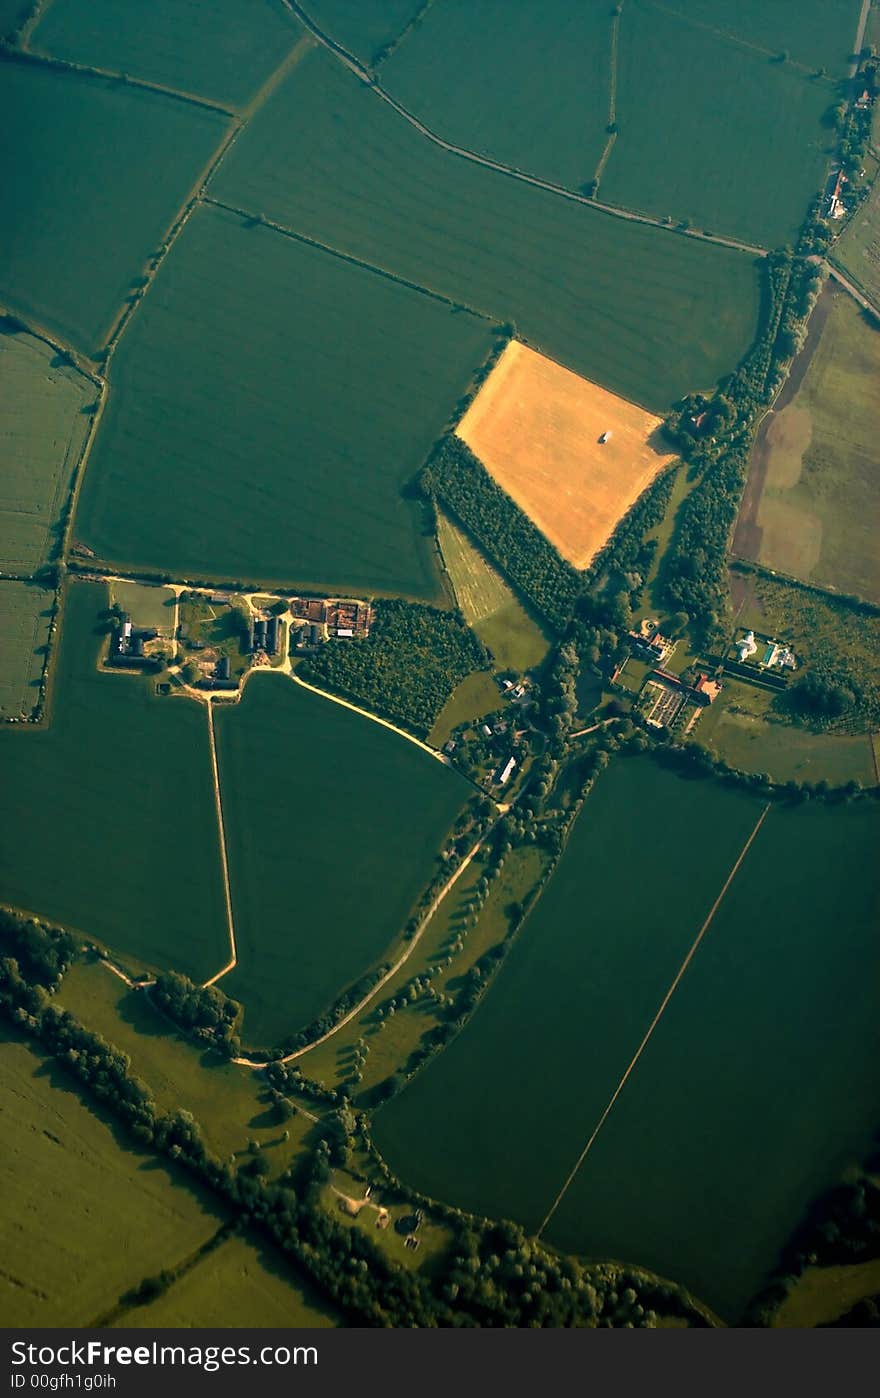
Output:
[[299, 598, 489, 738], [422, 436, 583, 632], [151, 970, 241, 1055], [659, 247, 822, 640]]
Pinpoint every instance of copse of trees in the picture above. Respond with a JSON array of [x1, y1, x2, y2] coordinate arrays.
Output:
[[151, 970, 241, 1056], [299, 598, 488, 738], [422, 436, 583, 632], [0, 909, 76, 988]]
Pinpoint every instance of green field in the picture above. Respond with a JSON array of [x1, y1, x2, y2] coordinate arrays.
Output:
[[374, 757, 880, 1320], [211, 46, 760, 410], [32, 0, 302, 109], [0, 0, 30, 37], [0, 59, 229, 353], [0, 580, 52, 719], [0, 323, 93, 572], [308, 0, 421, 64], [115, 1230, 339, 1328], [0, 1027, 226, 1325], [436, 510, 550, 673], [383, 0, 845, 247], [213, 673, 469, 1048], [109, 580, 176, 634], [739, 292, 880, 601], [75, 202, 493, 596], [836, 169, 880, 311], [599, 0, 840, 247], [0, 581, 229, 978], [55, 960, 323, 1169], [696, 697, 876, 786], [668, 0, 861, 74], [381, 0, 611, 193]]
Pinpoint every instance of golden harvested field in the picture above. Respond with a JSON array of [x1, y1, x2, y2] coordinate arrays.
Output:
[[455, 341, 676, 568]]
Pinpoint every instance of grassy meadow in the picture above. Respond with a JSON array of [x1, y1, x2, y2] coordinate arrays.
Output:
[[0, 580, 229, 978], [0, 1027, 226, 1326], [744, 293, 880, 601], [0, 324, 93, 573], [54, 960, 324, 1170], [374, 757, 880, 1321], [0, 59, 229, 354], [436, 510, 550, 673], [108, 580, 176, 634], [75, 203, 493, 597], [211, 47, 760, 411], [31, 0, 302, 109], [115, 1231, 339, 1328], [599, 0, 840, 247], [0, 581, 53, 719], [213, 673, 469, 1049]]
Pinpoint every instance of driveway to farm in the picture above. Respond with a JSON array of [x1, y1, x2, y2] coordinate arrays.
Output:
[[285, 0, 768, 259]]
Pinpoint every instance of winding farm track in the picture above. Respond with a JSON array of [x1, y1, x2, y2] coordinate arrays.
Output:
[[232, 823, 492, 1069], [536, 802, 772, 1238], [284, 0, 768, 259]]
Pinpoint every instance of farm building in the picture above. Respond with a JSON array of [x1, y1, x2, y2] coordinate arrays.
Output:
[[496, 756, 517, 786]]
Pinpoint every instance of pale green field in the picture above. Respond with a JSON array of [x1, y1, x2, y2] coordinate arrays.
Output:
[[117, 1231, 339, 1328], [0, 579, 52, 718], [0, 1028, 225, 1326], [436, 510, 550, 672], [109, 580, 176, 634], [772, 1258, 880, 1328], [427, 669, 503, 746], [0, 325, 92, 572], [55, 960, 323, 1170]]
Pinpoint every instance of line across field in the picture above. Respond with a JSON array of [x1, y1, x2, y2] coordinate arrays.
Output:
[[536, 802, 772, 1237], [202, 701, 238, 987]]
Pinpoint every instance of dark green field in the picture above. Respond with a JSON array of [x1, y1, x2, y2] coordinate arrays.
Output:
[[214, 673, 469, 1048], [664, 0, 860, 75], [381, 0, 610, 194], [211, 47, 760, 410], [374, 757, 880, 1320], [381, 0, 850, 247], [75, 202, 493, 596], [0, 59, 228, 353], [308, 0, 421, 65], [0, 581, 228, 978], [31, 0, 301, 108], [0, 580, 53, 718], [600, 0, 839, 248], [0, 324, 92, 572]]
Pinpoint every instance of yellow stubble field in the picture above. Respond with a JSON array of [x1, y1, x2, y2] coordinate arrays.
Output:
[[456, 341, 677, 568]]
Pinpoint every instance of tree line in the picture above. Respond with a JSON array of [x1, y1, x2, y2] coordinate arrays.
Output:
[[422, 436, 583, 632]]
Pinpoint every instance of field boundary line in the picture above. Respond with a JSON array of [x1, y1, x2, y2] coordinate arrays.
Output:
[[202, 701, 238, 987], [639, 0, 837, 80], [827, 262, 880, 321], [201, 196, 496, 321], [592, 2, 622, 187], [286, 0, 768, 258], [6, 44, 239, 118], [536, 801, 772, 1238]]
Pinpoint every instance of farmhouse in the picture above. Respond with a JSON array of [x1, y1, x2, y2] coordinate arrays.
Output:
[[628, 619, 675, 667], [107, 614, 159, 669]]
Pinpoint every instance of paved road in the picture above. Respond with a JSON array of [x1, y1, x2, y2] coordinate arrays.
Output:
[[828, 263, 880, 319]]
